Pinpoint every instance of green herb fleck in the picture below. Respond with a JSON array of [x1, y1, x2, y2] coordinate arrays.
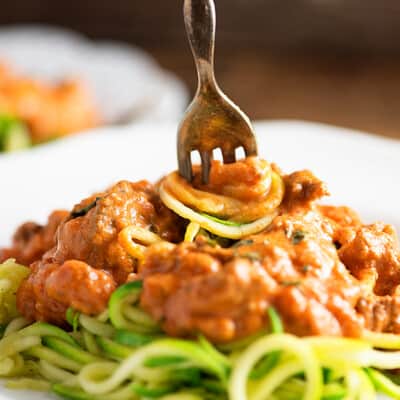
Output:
[[71, 197, 101, 219], [292, 230, 306, 244], [239, 251, 262, 262], [281, 280, 301, 287], [232, 239, 254, 248], [197, 229, 232, 248], [334, 240, 342, 250], [302, 265, 310, 273]]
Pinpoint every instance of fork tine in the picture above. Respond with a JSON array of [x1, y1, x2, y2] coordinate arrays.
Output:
[[178, 151, 193, 182], [200, 151, 213, 184], [243, 141, 258, 157], [222, 148, 236, 164]]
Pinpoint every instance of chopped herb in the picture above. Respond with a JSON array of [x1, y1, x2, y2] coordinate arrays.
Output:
[[281, 280, 301, 287], [197, 229, 233, 248], [232, 239, 254, 248], [70, 197, 101, 219], [238, 251, 262, 262], [333, 240, 342, 250], [291, 230, 306, 244], [302, 265, 310, 273]]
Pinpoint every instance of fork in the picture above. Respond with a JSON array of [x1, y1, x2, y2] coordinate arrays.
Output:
[[177, 0, 258, 184]]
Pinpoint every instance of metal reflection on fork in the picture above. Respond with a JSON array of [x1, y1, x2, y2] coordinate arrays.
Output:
[[177, 0, 258, 184]]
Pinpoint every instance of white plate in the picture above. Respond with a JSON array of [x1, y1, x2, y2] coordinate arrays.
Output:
[[0, 25, 188, 124], [0, 119, 399, 399]]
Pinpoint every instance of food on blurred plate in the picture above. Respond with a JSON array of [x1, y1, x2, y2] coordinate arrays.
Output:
[[0, 63, 99, 152]]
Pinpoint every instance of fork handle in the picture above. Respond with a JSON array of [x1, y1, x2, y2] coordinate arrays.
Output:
[[184, 0, 217, 90]]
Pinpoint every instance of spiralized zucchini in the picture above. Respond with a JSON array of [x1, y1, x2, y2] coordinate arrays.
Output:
[[160, 184, 279, 240], [118, 226, 163, 262], [160, 167, 284, 240], [2, 280, 400, 399], [161, 164, 282, 223], [0, 259, 30, 324]]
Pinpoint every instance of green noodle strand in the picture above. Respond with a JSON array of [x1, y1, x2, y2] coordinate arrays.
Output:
[[108, 281, 157, 334], [95, 336, 135, 360], [122, 304, 159, 329], [229, 334, 322, 400], [20, 322, 77, 346], [366, 349, 400, 370], [38, 359, 77, 384], [52, 382, 136, 400], [198, 335, 231, 372], [82, 329, 101, 355], [249, 360, 303, 400], [0, 335, 40, 360], [5, 378, 51, 391], [249, 307, 283, 380], [79, 339, 227, 395], [305, 337, 372, 368], [3, 317, 30, 336], [79, 315, 116, 338], [366, 368, 400, 398], [24, 345, 83, 372], [43, 337, 101, 365]]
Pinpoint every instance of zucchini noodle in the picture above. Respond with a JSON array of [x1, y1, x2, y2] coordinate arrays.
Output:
[[184, 222, 201, 242], [0, 259, 30, 324], [363, 329, 400, 349], [118, 226, 163, 261], [160, 163, 284, 240], [161, 166, 282, 223], [3, 281, 400, 399], [160, 184, 279, 240]]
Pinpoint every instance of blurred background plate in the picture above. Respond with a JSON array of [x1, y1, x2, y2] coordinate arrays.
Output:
[[0, 25, 188, 124], [0, 120, 399, 247]]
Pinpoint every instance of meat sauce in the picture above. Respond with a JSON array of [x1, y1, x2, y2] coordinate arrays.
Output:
[[15, 180, 183, 324], [3, 158, 400, 343]]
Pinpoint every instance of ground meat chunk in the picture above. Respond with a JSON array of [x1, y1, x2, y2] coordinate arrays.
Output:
[[283, 170, 329, 211], [338, 223, 400, 333], [339, 223, 400, 296], [140, 243, 276, 342], [45, 260, 116, 316], [16, 260, 66, 324], [193, 157, 272, 202], [0, 210, 69, 265], [319, 205, 362, 249], [15, 180, 184, 324], [139, 210, 364, 342], [54, 180, 183, 284]]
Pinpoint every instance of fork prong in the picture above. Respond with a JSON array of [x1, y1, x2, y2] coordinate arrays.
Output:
[[200, 151, 213, 184], [178, 152, 193, 182], [222, 148, 236, 164], [243, 141, 258, 157]]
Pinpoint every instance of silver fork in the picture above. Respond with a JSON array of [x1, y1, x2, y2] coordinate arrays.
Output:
[[177, 0, 258, 184]]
